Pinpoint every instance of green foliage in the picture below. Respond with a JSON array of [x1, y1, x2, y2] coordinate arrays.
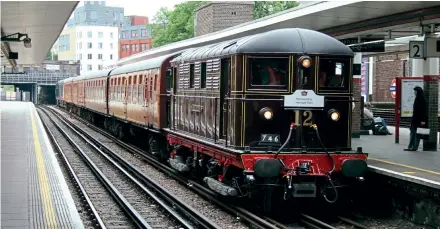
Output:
[[148, 1, 298, 48], [253, 1, 299, 19], [148, 1, 207, 48], [45, 51, 58, 61]]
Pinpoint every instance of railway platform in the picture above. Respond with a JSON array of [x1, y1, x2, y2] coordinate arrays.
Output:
[[352, 126, 440, 190], [1, 101, 84, 229]]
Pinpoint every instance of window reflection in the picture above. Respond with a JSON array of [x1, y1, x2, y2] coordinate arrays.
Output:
[[250, 57, 288, 86], [319, 59, 347, 89]]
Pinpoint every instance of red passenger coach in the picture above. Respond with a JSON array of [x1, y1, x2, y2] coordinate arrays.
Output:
[[63, 77, 74, 104], [84, 72, 109, 116]]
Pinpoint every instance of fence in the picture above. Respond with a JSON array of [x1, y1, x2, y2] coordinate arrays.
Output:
[[1, 70, 75, 85]]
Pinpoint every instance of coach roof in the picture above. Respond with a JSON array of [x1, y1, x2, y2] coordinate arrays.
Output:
[[84, 69, 115, 80], [171, 28, 354, 63], [110, 51, 184, 76]]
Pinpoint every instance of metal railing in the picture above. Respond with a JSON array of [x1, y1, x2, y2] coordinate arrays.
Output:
[[1, 70, 75, 85]]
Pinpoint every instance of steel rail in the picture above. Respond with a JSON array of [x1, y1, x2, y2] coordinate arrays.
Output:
[[337, 216, 370, 229], [43, 105, 221, 229], [299, 214, 337, 229], [38, 109, 107, 229], [47, 105, 282, 229], [38, 107, 152, 229]]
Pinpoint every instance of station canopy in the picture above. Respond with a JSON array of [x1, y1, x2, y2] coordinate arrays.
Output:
[[118, 1, 440, 65], [1, 1, 78, 68]]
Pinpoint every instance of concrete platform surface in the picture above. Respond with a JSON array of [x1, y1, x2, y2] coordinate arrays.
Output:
[[1, 101, 84, 229], [353, 126, 440, 189]]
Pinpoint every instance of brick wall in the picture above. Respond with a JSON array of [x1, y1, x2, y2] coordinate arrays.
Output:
[[369, 53, 409, 102], [119, 39, 152, 59], [423, 75, 439, 150], [131, 16, 149, 26], [194, 4, 213, 37], [352, 78, 361, 137], [212, 3, 254, 32], [194, 2, 254, 37]]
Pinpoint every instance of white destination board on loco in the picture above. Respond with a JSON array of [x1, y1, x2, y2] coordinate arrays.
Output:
[[400, 79, 440, 117]]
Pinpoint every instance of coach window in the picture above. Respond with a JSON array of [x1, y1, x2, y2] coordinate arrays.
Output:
[[111, 79, 114, 100], [150, 74, 154, 102], [201, 63, 207, 89], [318, 58, 349, 92], [117, 78, 120, 101], [154, 74, 157, 91], [144, 71, 150, 105], [249, 56, 289, 89], [134, 75, 138, 104], [128, 76, 132, 103], [138, 75, 143, 105], [189, 64, 195, 88]]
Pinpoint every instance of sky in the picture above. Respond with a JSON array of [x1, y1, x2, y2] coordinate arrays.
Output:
[[76, 0, 186, 21]]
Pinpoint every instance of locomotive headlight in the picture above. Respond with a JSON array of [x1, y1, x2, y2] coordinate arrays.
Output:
[[259, 107, 273, 120], [298, 56, 312, 68], [328, 109, 340, 121]]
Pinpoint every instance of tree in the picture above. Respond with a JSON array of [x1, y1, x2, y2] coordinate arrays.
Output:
[[148, 1, 207, 48], [45, 50, 58, 61], [253, 1, 299, 20], [148, 1, 299, 48]]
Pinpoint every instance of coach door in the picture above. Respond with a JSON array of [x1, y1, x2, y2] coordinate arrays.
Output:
[[219, 58, 230, 140]]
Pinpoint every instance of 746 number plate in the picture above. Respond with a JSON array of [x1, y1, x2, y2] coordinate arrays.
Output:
[[260, 134, 281, 144]]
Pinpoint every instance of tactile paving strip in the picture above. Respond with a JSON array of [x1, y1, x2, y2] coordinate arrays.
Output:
[[34, 105, 82, 228]]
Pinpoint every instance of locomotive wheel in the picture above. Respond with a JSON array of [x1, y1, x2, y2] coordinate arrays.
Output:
[[117, 124, 125, 140], [262, 187, 274, 214]]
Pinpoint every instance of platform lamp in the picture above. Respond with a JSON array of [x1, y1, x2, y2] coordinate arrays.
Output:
[[1, 33, 32, 48]]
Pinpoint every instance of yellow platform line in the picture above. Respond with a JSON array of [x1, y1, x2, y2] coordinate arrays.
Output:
[[369, 157, 440, 176], [30, 106, 58, 228]]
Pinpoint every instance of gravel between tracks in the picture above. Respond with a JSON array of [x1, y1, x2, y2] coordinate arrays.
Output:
[[37, 108, 136, 229], [50, 106, 251, 229], [42, 107, 183, 228], [333, 214, 425, 229]]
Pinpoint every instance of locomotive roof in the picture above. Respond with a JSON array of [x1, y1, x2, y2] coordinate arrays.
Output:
[[170, 28, 354, 63], [110, 51, 183, 76]]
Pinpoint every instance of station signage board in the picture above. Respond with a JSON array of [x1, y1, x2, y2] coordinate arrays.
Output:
[[284, 90, 324, 109], [400, 79, 440, 117], [425, 37, 440, 58], [389, 79, 396, 99], [409, 37, 440, 59], [339, 37, 385, 52]]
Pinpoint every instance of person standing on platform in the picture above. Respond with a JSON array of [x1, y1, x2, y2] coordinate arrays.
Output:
[[404, 86, 428, 151]]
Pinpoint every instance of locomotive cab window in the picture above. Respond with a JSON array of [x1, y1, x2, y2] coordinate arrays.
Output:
[[249, 57, 288, 88], [318, 58, 350, 91]]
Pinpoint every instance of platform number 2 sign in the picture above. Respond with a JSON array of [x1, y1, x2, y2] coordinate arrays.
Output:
[[409, 41, 424, 59]]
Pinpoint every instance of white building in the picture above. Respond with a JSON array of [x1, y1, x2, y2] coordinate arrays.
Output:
[[58, 26, 119, 75]]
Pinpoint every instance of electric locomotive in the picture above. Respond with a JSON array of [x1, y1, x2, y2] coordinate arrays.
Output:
[[165, 28, 368, 212], [56, 28, 368, 213]]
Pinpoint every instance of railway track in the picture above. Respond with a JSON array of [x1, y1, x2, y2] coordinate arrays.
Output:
[[40, 109, 109, 229], [45, 105, 287, 229], [44, 105, 373, 229], [38, 106, 221, 229]]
